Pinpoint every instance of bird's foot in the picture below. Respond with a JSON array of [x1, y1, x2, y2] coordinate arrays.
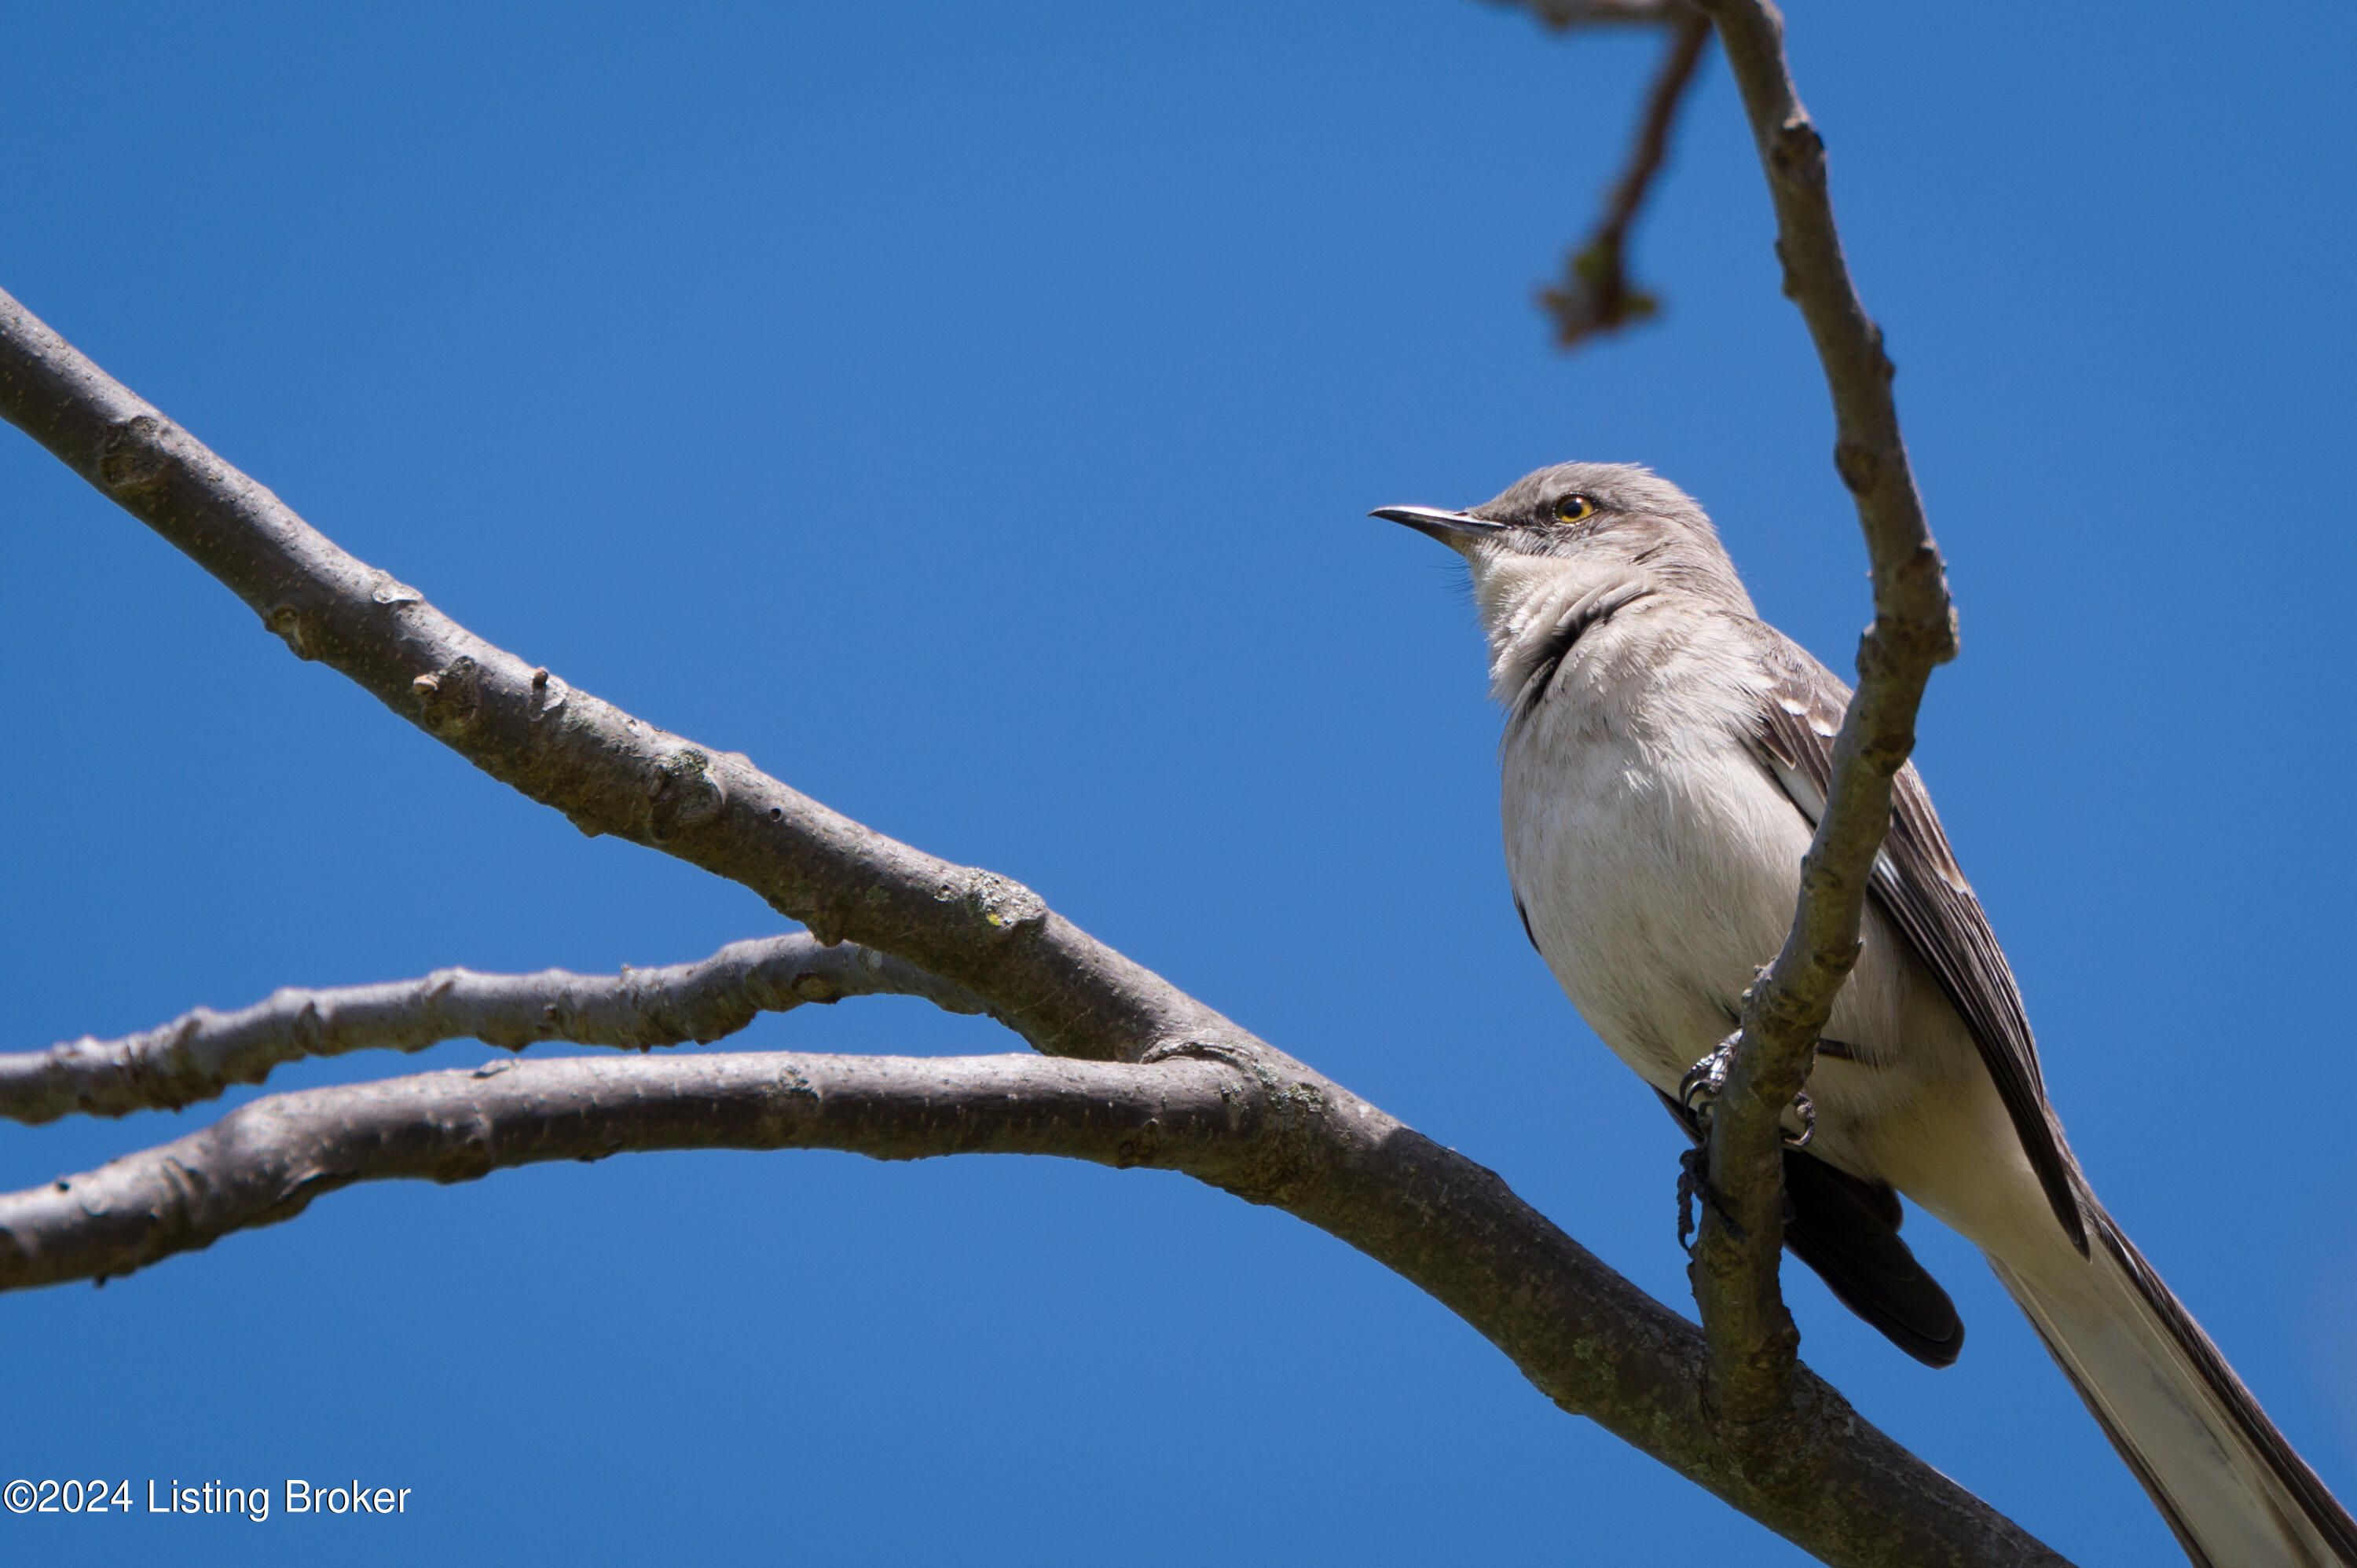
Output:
[[1677, 1031, 1816, 1149], [1677, 1034, 1739, 1123], [1785, 1088, 1816, 1149]]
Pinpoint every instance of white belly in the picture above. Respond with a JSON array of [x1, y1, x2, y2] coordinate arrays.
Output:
[[1502, 695, 1813, 1090], [1500, 678, 2025, 1223]]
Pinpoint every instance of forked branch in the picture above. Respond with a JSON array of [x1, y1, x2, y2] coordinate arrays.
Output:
[[0, 1043, 2065, 1568], [0, 281, 2062, 1565]]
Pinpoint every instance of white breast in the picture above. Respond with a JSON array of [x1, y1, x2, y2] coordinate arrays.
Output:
[[1498, 597, 2007, 1208], [1500, 604, 1810, 1092]]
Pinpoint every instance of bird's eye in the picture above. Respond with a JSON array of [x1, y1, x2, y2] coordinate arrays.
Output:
[[1552, 493, 1597, 524]]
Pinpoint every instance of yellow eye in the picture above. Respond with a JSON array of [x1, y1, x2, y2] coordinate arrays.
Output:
[[1552, 493, 1596, 523]]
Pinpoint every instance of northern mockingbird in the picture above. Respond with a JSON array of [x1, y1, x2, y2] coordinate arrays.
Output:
[[1376, 461, 2355, 1568]]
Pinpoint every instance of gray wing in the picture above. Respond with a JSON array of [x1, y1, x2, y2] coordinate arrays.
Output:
[[1750, 636, 2088, 1255], [1749, 638, 2357, 1552]]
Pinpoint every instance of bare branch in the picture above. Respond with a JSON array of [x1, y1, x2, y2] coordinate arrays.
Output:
[[0, 1051, 1244, 1290], [0, 935, 991, 1125], [0, 284, 1230, 1072], [0, 1049, 2068, 1568], [0, 287, 2063, 1562], [1683, 0, 1959, 1429], [1540, 11, 1713, 347]]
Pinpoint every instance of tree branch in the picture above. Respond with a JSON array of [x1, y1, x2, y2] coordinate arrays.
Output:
[[1539, 9, 1713, 347], [0, 1051, 1246, 1290], [0, 935, 990, 1125], [1683, 0, 1959, 1430], [0, 1050, 2067, 1567], [0, 286, 2059, 1562], [0, 284, 1231, 1072]]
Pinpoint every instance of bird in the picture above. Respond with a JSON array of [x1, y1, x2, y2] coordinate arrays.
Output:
[[1373, 461, 2356, 1568]]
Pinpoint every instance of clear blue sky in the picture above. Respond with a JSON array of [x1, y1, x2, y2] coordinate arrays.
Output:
[[3, 2, 2352, 1563]]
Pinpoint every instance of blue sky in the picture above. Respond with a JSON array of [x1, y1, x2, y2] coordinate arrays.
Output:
[[2, 2, 2352, 1563]]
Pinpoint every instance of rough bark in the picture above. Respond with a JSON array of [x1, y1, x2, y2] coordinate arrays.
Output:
[[0, 935, 986, 1124], [0, 1047, 2067, 1568], [1682, 0, 1959, 1431]]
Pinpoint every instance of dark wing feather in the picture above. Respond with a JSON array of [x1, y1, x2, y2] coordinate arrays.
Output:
[[1746, 639, 2357, 1548], [1655, 1090, 1963, 1367], [1750, 637, 2088, 1254]]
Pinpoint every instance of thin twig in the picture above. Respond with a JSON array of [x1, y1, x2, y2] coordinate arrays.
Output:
[[0, 935, 992, 1125], [1684, 0, 1959, 1431], [1541, 10, 1713, 346]]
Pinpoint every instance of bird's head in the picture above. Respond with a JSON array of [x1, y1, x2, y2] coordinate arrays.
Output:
[[1373, 461, 1754, 694]]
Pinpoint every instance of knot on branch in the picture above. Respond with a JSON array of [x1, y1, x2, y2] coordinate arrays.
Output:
[[264, 603, 319, 661], [1767, 117, 1826, 189], [938, 870, 1047, 940], [1113, 1117, 1164, 1170], [1542, 237, 1660, 348], [1832, 438, 1880, 496], [527, 668, 569, 722], [95, 415, 173, 495], [1858, 612, 1957, 680], [785, 972, 845, 1005], [410, 656, 482, 734], [647, 747, 725, 841]]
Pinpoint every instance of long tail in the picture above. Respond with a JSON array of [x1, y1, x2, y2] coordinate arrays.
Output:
[[1989, 1196, 2357, 1567]]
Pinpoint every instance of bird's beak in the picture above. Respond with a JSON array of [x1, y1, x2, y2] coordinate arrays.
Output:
[[1369, 504, 1505, 544]]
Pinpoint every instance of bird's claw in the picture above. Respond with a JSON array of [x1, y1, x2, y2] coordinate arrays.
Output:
[[1677, 1034, 1739, 1123], [1677, 1032, 1816, 1149], [1783, 1088, 1816, 1150]]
